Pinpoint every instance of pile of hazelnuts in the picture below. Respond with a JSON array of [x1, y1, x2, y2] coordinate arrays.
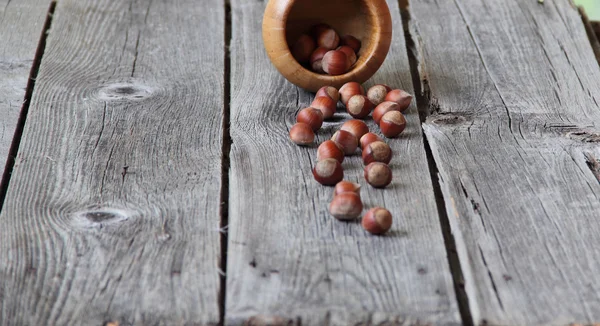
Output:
[[291, 23, 361, 75], [288, 82, 413, 235]]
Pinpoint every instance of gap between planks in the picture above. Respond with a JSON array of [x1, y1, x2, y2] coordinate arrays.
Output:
[[0, 0, 56, 210], [401, 5, 474, 326], [219, 0, 233, 324]]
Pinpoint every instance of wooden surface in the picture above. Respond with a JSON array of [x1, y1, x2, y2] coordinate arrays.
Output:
[[410, 0, 600, 324], [262, 0, 392, 91], [1, 0, 600, 324], [0, 0, 224, 324], [226, 0, 459, 324], [0, 0, 50, 180]]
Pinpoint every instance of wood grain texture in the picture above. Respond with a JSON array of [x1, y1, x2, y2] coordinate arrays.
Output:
[[0, 0, 50, 177], [410, 0, 600, 324], [226, 0, 460, 324], [0, 0, 224, 324], [263, 0, 392, 91]]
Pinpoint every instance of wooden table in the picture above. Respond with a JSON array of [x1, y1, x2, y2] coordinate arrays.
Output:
[[1, 0, 599, 325]]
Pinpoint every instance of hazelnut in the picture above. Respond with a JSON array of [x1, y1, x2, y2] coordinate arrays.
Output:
[[291, 34, 316, 64], [313, 158, 344, 186], [316, 86, 340, 103], [316, 27, 340, 50], [331, 130, 358, 155], [372, 101, 401, 124], [367, 84, 391, 106], [334, 181, 361, 196], [296, 107, 324, 131], [340, 35, 361, 53], [340, 119, 369, 140], [339, 82, 365, 106], [317, 140, 344, 163], [364, 162, 392, 188], [337, 45, 357, 70], [329, 192, 363, 221], [359, 132, 383, 149], [380, 111, 407, 138], [362, 207, 393, 235], [310, 47, 329, 73], [311, 96, 337, 120], [346, 95, 374, 119], [362, 141, 392, 165], [384, 89, 413, 112], [322, 50, 347, 76], [289, 123, 315, 145]]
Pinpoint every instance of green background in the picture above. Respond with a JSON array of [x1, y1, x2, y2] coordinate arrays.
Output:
[[576, 0, 600, 21]]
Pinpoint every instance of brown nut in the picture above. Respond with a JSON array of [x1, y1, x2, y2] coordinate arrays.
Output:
[[380, 111, 407, 138], [329, 192, 363, 221], [372, 101, 401, 124], [331, 130, 358, 155], [362, 141, 392, 165], [334, 181, 361, 196], [359, 132, 383, 149], [316, 27, 340, 50], [384, 89, 413, 112], [311, 23, 332, 37], [289, 123, 315, 146], [313, 158, 344, 186], [340, 35, 361, 53], [316, 86, 340, 103], [340, 119, 369, 140], [367, 84, 391, 106], [346, 95, 374, 119], [291, 34, 316, 64], [362, 207, 393, 235], [337, 45, 357, 70], [296, 107, 324, 131], [310, 47, 329, 73], [311, 96, 337, 120], [339, 82, 365, 106], [322, 50, 347, 76], [317, 140, 344, 163], [364, 162, 392, 188]]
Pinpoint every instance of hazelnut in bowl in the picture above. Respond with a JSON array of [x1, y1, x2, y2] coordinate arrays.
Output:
[[262, 0, 393, 92]]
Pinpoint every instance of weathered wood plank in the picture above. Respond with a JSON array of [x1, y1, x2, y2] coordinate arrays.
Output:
[[0, 0, 50, 180], [225, 0, 460, 324], [410, 0, 600, 324], [0, 0, 224, 324]]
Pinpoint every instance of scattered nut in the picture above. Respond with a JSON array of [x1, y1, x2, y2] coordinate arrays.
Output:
[[339, 82, 365, 106], [384, 89, 413, 112], [317, 140, 345, 163], [316, 86, 340, 103], [359, 132, 383, 149], [364, 162, 392, 188], [367, 84, 391, 106], [334, 180, 361, 196], [313, 158, 344, 186], [329, 192, 363, 221], [372, 101, 400, 124], [340, 119, 369, 140], [380, 111, 407, 138], [362, 207, 393, 235], [346, 95, 374, 119], [296, 107, 324, 131], [331, 130, 358, 155], [362, 141, 392, 165], [289, 123, 315, 145], [311, 96, 337, 120]]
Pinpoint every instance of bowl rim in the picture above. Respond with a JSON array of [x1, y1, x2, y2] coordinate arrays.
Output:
[[263, 0, 393, 92]]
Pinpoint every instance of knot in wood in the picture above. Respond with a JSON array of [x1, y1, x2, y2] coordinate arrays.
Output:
[[566, 130, 600, 143], [429, 114, 467, 125], [97, 82, 153, 101]]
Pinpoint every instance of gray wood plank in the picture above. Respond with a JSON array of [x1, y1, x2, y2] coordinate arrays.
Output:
[[410, 0, 600, 324], [225, 0, 460, 324], [0, 0, 50, 178], [0, 0, 225, 324]]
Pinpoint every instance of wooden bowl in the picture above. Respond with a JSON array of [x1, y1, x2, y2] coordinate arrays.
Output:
[[262, 0, 393, 92]]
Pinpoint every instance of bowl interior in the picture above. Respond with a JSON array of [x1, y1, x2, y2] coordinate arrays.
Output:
[[284, 0, 375, 75]]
